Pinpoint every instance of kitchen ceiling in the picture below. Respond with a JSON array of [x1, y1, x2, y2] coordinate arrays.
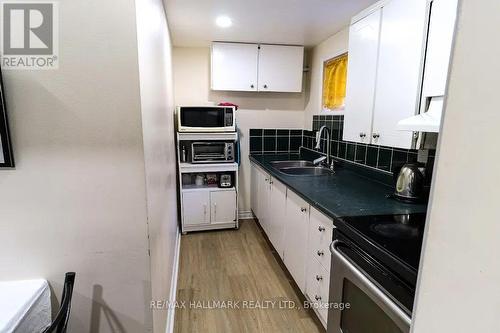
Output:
[[164, 0, 379, 47]]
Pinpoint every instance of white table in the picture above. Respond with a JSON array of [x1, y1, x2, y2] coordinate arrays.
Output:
[[0, 279, 52, 333]]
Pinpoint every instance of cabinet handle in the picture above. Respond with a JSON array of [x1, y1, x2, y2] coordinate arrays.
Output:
[[263, 84, 268, 89], [372, 133, 380, 139], [203, 204, 207, 217], [359, 132, 366, 138], [315, 275, 323, 281], [315, 295, 322, 301], [300, 207, 307, 212], [265, 178, 269, 182], [318, 226, 325, 232], [269, 180, 273, 185], [214, 203, 217, 219], [250, 84, 255, 89], [317, 250, 325, 256]]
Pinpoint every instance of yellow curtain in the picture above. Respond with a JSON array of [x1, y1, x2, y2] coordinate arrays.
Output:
[[322, 54, 348, 110]]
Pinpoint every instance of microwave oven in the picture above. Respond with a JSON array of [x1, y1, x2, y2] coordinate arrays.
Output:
[[177, 106, 236, 132], [191, 142, 235, 163]]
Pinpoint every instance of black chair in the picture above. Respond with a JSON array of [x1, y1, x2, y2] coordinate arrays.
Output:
[[43, 272, 76, 333]]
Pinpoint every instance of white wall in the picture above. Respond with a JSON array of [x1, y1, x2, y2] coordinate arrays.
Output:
[[412, 0, 500, 331], [304, 28, 349, 128], [172, 47, 305, 213], [135, 0, 178, 332], [0, 0, 153, 331]]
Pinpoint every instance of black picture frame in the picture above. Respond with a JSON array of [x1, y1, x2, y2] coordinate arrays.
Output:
[[0, 66, 14, 168]]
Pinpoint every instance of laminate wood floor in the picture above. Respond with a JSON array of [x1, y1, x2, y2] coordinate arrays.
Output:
[[174, 219, 325, 333]]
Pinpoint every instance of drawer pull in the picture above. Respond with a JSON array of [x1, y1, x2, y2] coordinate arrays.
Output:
[[317, 250, 325, 256], [315, 295, 322, 301], [300, 207, 307, 212], [318, 226, 326, 232], [315, 275, 323, 281]]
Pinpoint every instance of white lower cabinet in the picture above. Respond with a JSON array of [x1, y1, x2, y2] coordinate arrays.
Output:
[[260, 172, 271, 235], [182, 191, 210, 225], [251, 164, 271, 232], [268, 178, 287, 258], [306, 256, 330, 326], [210, 190, 236, 224], [306, 206, 335, 327], [182, 189, 236, 226], [308, 207, 334, 274], [250, 162, 334, 327], [283, 190, 309, 293], [252, 164, 287, 258], [250, 165, 260, 217]]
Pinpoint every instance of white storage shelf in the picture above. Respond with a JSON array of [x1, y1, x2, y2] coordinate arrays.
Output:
[[177, 135, 239, 233], [177, 132, 238, 141], [179, 163, 238, 173], [182, 185, 235, 191]]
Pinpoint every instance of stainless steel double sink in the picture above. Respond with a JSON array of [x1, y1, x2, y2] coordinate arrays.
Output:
[[270, 160, 334, 176]]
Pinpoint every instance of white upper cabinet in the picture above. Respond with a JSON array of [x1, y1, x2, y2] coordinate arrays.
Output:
[[371, 0, 429, 148], [344, 0, 431, 149], [211, 42, 304, 92], [421, 0, 458, 99], [211, 43, 259, 91], [257, 44, 304, 92], [343, 8, 382, 144]]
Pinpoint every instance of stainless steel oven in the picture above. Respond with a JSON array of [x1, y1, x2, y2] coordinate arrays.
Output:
[[191, 142, 235, 163], [328, 236, 411, 333], [177, 106, 236, 132]]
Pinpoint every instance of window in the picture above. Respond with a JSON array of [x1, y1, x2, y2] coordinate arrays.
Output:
[[322, 53, 348, 112]]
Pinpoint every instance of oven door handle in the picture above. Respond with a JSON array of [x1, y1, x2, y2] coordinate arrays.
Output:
[[330, 240, 412, 328]]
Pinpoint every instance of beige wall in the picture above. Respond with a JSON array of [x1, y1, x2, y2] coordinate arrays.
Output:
[[172, 47, 305, 213], [304, 28, 349, 128], [412, 0, 500, 331], [0, 0, 153, 331], [135, 0, 178, 332]]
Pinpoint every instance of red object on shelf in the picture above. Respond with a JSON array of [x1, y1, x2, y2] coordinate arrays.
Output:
[[218, 102, 239, 110]]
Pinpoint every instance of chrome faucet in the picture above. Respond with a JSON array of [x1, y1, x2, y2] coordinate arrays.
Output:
[[314, 125, 333, 170]]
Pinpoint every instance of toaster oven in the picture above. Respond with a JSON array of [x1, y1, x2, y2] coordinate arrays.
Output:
[[191, 142, 235, 163]]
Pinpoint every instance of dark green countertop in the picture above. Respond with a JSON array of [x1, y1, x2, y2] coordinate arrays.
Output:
[[249, 153, 427, 219]]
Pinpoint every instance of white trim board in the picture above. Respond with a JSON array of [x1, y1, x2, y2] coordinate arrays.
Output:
[[165, 227, 181, 333], [238, 210, 255, 220]]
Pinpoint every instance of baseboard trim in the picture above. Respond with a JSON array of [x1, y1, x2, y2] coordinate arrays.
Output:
[[165, 227, 181, 333], [238, 210, 255, 220]]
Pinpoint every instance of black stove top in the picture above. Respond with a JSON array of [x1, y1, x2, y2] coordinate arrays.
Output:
[[336, 213, 426, 285]]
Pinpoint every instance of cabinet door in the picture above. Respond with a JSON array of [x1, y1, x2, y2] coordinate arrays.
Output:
[[210, 190, 236, 224], [182, 191, 210, 225], [250, 164, 259, 217], [421, 0, 458, 99], [306, 257, 330, 327], [211, 42, 259, 91], [283, 190, 309, 293], [371, 0, 429, 148], [268, 178, 287, 258], [257, 170, 271, 234], [257, 45, 304, 92], [308, 207, 334, 273], [343, 9, 382, 144]]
